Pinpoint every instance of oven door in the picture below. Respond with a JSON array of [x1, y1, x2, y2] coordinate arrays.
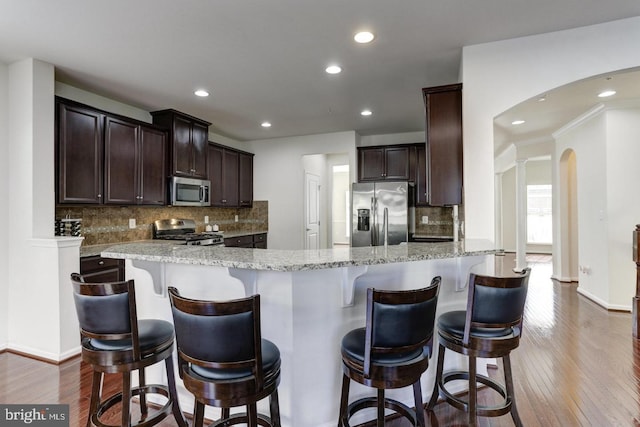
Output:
[[170, 177, 211, 206]]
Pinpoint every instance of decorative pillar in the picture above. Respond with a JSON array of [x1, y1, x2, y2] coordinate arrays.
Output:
[[514, 159, 527, 272], [494, 172, 503, 250]]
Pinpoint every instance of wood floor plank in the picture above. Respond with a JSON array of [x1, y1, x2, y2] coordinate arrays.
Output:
[[1, 254, 639, 426]]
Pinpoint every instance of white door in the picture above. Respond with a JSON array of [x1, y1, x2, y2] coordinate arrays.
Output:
[[305, 172, 320, 250]]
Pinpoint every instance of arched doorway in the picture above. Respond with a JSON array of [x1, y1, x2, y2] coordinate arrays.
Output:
[[556, 148, 578, 282]]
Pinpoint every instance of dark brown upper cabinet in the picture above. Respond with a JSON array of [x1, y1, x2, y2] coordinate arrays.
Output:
[[357, 145, 411, 182], [56, 97, 167, 206], [238, 151, 253, 207], [414, 144, 429, 206], [208, 143, 254, 208], [104, 117, 167, 205], [151, 109, 210, 179], [56, 100, 104, 204], [422, 83, 463, 206]]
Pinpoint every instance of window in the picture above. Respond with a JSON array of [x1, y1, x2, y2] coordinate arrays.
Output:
[[527, 185, 552, 244]]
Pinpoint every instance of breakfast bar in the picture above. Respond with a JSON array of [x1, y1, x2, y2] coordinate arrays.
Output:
[[102, 240, 497, 427]]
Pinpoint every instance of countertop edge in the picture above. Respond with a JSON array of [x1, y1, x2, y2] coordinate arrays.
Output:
[[100, 240, 497, 272]]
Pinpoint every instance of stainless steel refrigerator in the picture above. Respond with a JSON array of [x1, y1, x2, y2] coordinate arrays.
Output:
[[351, 181, 414, 247]]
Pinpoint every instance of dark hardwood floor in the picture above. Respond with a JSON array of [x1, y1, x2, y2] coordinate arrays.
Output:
[[1, 253, 639, 426]]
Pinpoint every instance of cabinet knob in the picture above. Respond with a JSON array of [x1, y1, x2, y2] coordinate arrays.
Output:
[[97, 194, 102, 198], [98, 261, 104, 265]]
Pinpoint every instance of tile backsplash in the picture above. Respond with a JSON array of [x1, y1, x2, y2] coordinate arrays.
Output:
[[413, 205, 464, 237], [55, 201, 268, 246]]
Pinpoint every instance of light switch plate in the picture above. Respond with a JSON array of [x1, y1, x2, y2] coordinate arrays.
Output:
[[421, 216, 429, 224], [129, 218, 136, 229]]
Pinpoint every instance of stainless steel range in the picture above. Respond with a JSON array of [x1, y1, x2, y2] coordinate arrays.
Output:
[[153, 219, 224, 246]]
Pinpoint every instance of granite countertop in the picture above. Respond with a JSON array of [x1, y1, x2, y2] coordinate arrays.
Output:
[[101, 239, 496, 272], [80, 240, 169, 258]]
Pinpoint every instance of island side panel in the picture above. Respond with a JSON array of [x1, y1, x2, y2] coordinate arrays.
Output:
[[284, 254, 492, 427]]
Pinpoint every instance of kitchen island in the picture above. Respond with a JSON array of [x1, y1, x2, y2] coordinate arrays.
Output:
[[102, 240, 497, 427]]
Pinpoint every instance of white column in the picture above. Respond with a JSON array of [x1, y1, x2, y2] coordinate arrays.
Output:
[[7, 58, 82, 361], [494, 172, 504, 250], [514, 159, 528, 272]]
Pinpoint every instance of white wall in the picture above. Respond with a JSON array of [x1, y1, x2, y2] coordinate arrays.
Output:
[[358, 131, 424, 147], [0, 62, 9, 349], [555, 109, 611, 307], [462, 16, 640, 243], [605, 106, 640, 307], [248, 132, 357, 250]]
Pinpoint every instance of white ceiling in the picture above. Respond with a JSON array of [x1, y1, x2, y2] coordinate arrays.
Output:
[[1, 0, 640, 142], [494, 67, 640, 154]]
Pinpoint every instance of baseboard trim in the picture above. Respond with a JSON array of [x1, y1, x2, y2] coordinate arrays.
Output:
[[576, 287, 632, 312], [5, 345, 81, 365]]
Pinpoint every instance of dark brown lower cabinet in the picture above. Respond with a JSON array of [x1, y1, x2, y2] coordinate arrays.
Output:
[[80, 256, 125, 283], [224, 233, 267, 249]]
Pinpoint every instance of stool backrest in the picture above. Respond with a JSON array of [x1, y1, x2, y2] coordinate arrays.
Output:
[[464, 268, 531, 345], [70, 272, 140, 357], [364, 276, 441, 375], [168, 287, 264, 385]]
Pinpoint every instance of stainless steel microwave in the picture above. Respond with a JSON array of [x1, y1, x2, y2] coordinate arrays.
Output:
[[169, 176, 211, 206]]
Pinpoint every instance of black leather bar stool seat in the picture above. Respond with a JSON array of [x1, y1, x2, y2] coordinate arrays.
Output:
[[168, 287, 281, 427], [70, 273, 187, 427], [338, 277, 441, 427], [427, 268, 531, 427]]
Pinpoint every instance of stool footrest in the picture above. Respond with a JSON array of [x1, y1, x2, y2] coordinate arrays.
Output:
[[341, 396, 418, 427], [93, 384, 173, 427], [439, 370, 512, 417]]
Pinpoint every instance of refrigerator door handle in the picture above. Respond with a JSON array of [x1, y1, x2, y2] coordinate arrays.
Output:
[[371, 197, 377, 246]]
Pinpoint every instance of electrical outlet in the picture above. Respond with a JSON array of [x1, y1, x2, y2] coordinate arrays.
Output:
[[421, 216, 429, 224], [129, 218, 136, 229], [204, 215, 209, 224], [235, 215, 239, 222]]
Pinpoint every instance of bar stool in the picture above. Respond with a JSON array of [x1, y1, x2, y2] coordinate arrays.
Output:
[[426, 268, 531, 426], [168, 287, 281, 427], [338, 277, 441, 427], [70, 273, 187, 427]]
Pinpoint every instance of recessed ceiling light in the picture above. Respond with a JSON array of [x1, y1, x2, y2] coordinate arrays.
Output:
[[511, 120, 525, 125], [261, 122, 272, 128], [598, 90, 616, 98], [361, 110, 372, 116], [354, 31, 375, 44], [326, 65, 342, 74], [194, 89, 209, 97]]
